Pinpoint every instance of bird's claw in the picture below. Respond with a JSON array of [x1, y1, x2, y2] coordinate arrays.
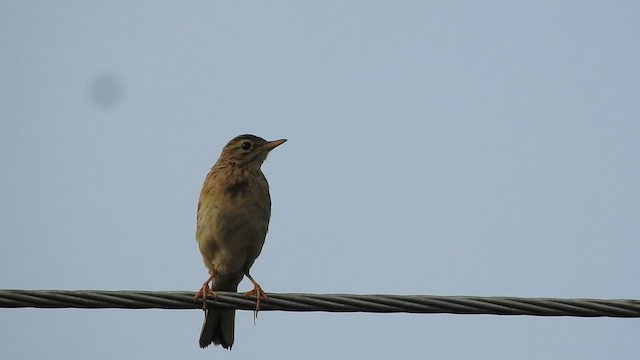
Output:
[[195, 282, 217, 310], [244, 285, 268, 321]]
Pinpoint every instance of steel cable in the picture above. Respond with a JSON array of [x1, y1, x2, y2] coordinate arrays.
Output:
[[1, 290, 638, 317]]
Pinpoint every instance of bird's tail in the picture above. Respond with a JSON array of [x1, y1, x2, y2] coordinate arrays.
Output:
[[199, 276, 240, 349], [199, 307, 235, 349]]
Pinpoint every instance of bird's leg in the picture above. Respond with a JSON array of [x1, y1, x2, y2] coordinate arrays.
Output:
[[194, 268, 218, 310], [244, 273, 268, 320]]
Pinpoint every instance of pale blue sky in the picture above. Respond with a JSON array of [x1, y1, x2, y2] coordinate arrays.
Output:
[[1, 1, 639, 359]]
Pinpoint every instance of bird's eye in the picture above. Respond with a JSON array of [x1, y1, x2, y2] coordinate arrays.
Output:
[[240, 141, 253, 151]]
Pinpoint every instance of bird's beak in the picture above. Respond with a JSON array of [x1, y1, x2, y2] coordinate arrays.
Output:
[[262, 139, 287, 152]]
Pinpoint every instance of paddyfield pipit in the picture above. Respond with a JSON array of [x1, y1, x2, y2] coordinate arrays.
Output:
[[195, 134, 286, 349]]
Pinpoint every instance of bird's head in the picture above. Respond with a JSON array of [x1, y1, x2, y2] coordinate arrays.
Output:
[[219, 134, 287, 168]]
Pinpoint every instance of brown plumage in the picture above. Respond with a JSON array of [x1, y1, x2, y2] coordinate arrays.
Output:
[[195, 134, 286, 349]]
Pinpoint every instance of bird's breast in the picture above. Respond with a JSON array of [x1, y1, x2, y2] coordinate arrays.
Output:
[[196, 167, 271, 274]]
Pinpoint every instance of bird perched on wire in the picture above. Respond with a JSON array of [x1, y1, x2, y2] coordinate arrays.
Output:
[[195, 134, 286, 349]]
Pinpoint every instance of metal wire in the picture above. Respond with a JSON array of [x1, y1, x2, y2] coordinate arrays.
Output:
[[1, 290, 638, 317]]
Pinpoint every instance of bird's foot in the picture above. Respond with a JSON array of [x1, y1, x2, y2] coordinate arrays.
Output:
[[195, 273, 218, 310], [244, 285, 268, 321]]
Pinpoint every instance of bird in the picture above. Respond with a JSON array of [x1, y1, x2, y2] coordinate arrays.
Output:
[[194, 134, 286, 349]]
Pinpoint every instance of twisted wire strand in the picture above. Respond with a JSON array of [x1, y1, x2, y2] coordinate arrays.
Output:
[[1, 290, 638, 317]]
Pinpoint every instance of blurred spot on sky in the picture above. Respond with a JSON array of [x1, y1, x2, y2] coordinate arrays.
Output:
[[88, 73, 124, 109]]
